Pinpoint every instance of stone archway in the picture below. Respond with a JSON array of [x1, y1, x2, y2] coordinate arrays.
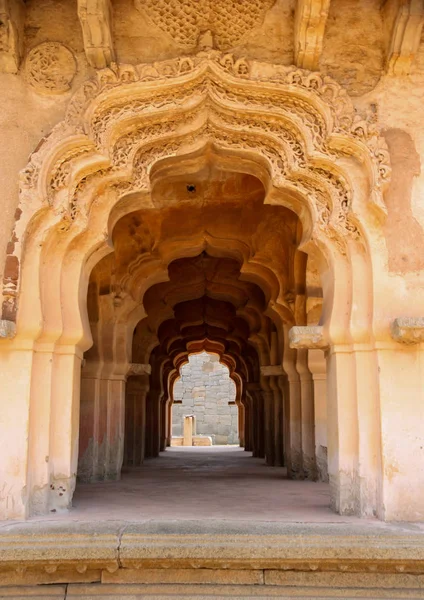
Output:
[[0, 50, 393, 520]]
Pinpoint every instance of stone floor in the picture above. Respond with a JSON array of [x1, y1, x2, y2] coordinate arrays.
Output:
[[43, 446, 339, 523], [13, 445, 417, 527], [2, 448, 424, 597]]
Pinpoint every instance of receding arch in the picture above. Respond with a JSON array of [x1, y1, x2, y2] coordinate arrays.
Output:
[[0, 51, 392, 520]]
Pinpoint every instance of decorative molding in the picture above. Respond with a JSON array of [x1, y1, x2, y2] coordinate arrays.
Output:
[[260, 365, 284, 377], [294, 0, 331, 71], [25, 42, 77, 94], [0, 319, 16, 339], [128, 363, 152, 376], [2, 52, 391, 323], [390, 317, 424, 344], [289, 326, 328, 350], [78, 0, 115, 69], [385, 0, 424, 75], [0, 0, 24, 74]]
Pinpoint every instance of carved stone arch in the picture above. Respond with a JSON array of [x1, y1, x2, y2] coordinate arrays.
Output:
[[2, 51, 390, 336], [0, 52, 397, 521]]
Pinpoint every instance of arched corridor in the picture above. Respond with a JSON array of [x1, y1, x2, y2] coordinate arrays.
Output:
[[77, 165, 323, 496], [2, 50, 421, 524]]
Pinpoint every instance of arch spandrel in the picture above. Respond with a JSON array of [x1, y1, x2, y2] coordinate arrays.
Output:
[[2, 51, 391, 335]]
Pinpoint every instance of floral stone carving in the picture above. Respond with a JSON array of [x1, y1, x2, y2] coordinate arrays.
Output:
[[25, 42, 77, 94]]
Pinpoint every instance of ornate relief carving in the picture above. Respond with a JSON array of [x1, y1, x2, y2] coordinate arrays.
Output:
[[2, 51, 392, 323], [134, 0, 275, 51], [25, 43, 77, 94]]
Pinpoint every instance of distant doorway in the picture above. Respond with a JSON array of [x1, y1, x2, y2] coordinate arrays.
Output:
[[171, 352, 239, 447]]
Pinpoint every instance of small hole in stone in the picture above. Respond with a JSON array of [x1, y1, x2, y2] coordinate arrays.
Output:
[[186, 184, 196, 193]]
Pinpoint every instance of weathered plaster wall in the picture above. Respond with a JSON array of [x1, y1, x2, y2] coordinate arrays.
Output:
[[172, 353, 238, 445], [0, 76, 68, 283]]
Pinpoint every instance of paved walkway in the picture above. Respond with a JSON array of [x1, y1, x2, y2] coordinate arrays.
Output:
[[70, 445, 338, 523], [8, 445, 363, 524]]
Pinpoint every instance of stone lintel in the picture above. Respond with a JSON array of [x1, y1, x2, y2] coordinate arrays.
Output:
[[77, 0, 115, 69], [391, 317, 424, 344], [294, 0, 331, 70], [289, 326, 328, 350], [385, 0, 424, 75], [128, 363, 152, 376], [260, 365, 284, 377], [0, 319, 16, 339], [0, 0, 24, 74]]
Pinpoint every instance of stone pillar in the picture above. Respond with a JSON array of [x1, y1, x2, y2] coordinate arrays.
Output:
[[0, 340, 82, 519], [308, 349, 328, 481], [282, 324, 303, 478], [289, 326, 363, 514], [183, 415, 194, 446], [124, 374, 149, 467], [78, 372, 125, 482], [261, 381, 275, 466], [239, 397, 247, 449], [0, 345, 39, 519], [261, 373, 283, 466], [377, 318, 424, 521], [271, 376, 284, 467], [160, 395, 169, 452], [246, 384, 263, 458], [297, 348, 316, 479]]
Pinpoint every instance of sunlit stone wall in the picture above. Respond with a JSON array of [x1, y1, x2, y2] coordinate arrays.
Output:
[[172, 352, 238, 445]]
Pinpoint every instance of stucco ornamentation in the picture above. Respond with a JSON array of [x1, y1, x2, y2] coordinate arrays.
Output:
[[134, 0, 275, 51], [2, 51, 391, 325], [25, 42, 77, 94]]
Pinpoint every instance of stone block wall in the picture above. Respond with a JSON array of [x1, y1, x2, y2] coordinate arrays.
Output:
[[172, 352, 239, 445]]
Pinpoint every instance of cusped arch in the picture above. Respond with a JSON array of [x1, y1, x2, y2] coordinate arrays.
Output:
[[1, 51, 390, 348]]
